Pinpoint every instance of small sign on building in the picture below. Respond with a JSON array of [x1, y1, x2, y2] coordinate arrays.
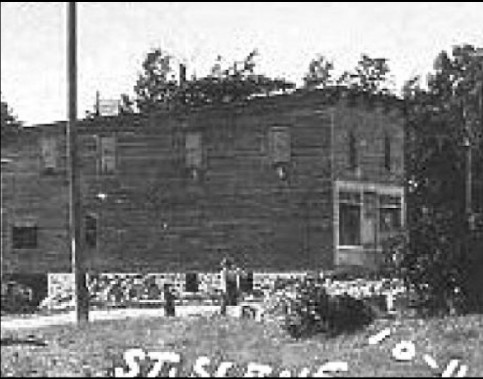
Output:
[[98, 99, 120, 117]]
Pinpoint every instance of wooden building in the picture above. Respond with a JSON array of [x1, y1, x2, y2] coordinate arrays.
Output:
[[1, 89, 405, 283]]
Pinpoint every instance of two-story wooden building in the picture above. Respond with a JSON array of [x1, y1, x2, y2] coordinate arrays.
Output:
[[1, 89, 405, 297]]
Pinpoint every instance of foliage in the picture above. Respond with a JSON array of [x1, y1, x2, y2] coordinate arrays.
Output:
[[1, 281, 35, 314], [1, 95, 22, 141], [133, 48, 296, 113], [132, 50, 399, 113], [134, 48, 179, 113], [302, 55, 334, 90], [266, 277, 375, 339], [337, 54, 392, 95], [389, 44, 483, 316]]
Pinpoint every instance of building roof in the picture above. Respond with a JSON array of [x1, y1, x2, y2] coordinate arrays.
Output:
[[6, 87, 405, 136]]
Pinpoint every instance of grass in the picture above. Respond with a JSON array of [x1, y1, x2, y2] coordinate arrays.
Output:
[[1, 313, 482, 377]]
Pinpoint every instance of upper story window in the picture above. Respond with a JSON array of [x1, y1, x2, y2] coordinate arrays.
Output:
[[12, 221, 38, 249], [40, 136, 58, 174], [99, 136, 117, 174], [384, 134, 391, 171], [185, 131, 203, 169], [348, 131, 358, 170], [268, 126, 291, 164]]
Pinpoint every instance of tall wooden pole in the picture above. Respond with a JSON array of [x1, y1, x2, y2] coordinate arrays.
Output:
[[67, 2, 89, 323]]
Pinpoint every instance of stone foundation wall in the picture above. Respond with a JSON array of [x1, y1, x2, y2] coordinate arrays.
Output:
[[46, 272, 311, 305], [44, 271, 404, 310]]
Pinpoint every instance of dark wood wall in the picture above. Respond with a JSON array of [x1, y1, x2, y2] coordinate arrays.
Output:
[[1, 126, 70, 274], [332, 101, 405, 184], [78, 99, 336, 273], [1, 91, 404, 275]]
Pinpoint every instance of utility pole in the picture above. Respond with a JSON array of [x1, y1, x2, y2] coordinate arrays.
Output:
[[463, 48, 483, 312], [67, 2, 89, 323]]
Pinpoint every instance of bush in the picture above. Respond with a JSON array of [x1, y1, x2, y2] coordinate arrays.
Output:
[[382, 229, 477, 317], [1, 281, 35, 314], [266, 278, 375, 339]]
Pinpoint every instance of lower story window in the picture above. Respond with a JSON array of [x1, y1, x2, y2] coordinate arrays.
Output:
[[339, 192, 362, 246], [12, 225, 38, 249], [379, 195, 402, 235], [85, 214, 98, 248], [338, 189, 403, 248], [379, 208, 401, 233]]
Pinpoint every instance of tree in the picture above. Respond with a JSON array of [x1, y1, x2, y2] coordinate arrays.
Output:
[[388, 44, 483, 315], [133, 48, 296, 113], [337, 54, 391, 95], [1, 95, 22, 142], [303, 55, 334, 90], [134, 48, 178, 113], [177, 49, 295, 107]]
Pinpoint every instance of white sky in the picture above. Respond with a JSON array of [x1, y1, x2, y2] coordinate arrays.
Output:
[[1, 2, 482, 126]]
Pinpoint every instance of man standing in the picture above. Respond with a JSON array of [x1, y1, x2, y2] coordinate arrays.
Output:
[[220, 257, 239, 315], [164, 284, 176, 317]]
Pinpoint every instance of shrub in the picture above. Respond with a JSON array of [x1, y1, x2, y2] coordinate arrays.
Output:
[[1, 281, 35, 314], [266, 277, 375, 339], [382, 229, 476, 317]]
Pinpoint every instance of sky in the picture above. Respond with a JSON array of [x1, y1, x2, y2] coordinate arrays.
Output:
[[1, 2, 482, 126]]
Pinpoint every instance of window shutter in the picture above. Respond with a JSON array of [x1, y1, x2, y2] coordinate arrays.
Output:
[[41, 137, 58, 171], [100, 136, 117, 173], [269, 127, 291, 163], [185, 131, 202, 168]]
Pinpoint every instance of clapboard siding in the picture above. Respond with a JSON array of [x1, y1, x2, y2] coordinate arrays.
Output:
[[1, 129, 70, 274], [1, 91, 404, 274], [332, 104, 405, 185], [78, 101, 336, 272]]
